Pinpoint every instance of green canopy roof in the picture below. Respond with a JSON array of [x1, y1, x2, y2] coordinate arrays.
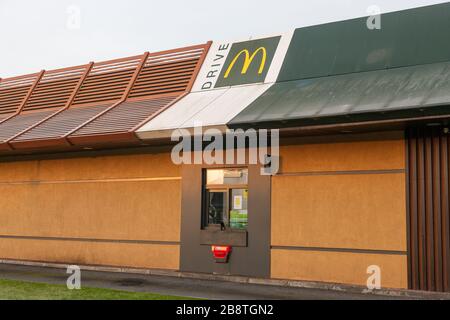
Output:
[[278, 3, 450, 82], [229, 2, 450, 129], [230, 61, 450, 129]]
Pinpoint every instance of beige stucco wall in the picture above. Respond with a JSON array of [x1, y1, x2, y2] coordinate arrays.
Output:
[[272, 250, 408, 289], [0, 153, 181, 270], [271, 134, 408, 289]]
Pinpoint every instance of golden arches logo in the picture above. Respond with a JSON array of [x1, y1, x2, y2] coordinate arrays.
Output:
[[224, 47, 267, 79]]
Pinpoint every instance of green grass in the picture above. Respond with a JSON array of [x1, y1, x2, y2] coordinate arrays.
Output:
[[0, 279, 193, 300]]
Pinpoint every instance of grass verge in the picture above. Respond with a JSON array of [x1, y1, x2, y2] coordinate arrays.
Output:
[[0, 279, 194, 300]]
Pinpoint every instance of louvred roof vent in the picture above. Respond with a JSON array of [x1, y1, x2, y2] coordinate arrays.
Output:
[[71, 56, 142, 107], [68, 43, 211, 147], [68, 94, 179, 145], [129, 45, 208, 99], [22, 66, 87, 113], [5, 42, 211, 152], [0, 110, 55, 150], [0, 73, 41, 117], [11, 104, 111, 149]]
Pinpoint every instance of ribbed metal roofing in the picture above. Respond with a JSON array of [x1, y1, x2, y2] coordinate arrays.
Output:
[[229, 61, 450, 129], [277, 2, 450, 82]]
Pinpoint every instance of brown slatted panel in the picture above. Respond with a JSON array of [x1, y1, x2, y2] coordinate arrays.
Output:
[[22, 67, 86, 113], [407, 127, 450, 292], [0, 74, 39, 116], [7, 55, 146, 148], [72, 56, 141, 106], [128, 46, 207, 99], [68, 44, 209, 143], [1, 43, 210, 150], [13, 104, 112, 142], [0, 110, 55, 143], [70, 95, 178, 137]]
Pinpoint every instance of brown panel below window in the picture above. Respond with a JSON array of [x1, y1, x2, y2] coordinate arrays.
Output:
[[200, 227, 248, 247]]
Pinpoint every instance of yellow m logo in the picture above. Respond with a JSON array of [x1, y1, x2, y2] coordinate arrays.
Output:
[[224, 47, 267, 79]]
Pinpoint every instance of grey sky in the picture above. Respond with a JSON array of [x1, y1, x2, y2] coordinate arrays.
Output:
[[0, 0, 447, 78]]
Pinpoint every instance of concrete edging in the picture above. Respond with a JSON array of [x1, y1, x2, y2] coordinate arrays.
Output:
[[1, 259, 449, 299]]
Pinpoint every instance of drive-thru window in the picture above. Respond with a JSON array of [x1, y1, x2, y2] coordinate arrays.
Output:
[[203, 168, 249, 230]]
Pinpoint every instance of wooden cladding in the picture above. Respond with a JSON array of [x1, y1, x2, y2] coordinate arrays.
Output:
[[407, 127, 450, 292], [0, 73, 41, 116], [0, 42, 210, 151]]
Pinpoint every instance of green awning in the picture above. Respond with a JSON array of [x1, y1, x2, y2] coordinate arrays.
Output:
[[229, 61, 450, 129], [277, 3, 450, 83]]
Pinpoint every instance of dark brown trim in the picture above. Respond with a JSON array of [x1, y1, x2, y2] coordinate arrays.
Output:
[[271, 246, 407, 256], [407, 126, 450, 292], [405, 129, 413, 289], [0, 235, 180, 246], [442, 134, 450, 291], [200, 229, 248, 247], [432, 131, 443, 292], [425, 133, 435, 290]]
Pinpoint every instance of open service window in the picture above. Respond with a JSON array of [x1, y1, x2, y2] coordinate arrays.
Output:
[[203, 168, 249, 230]]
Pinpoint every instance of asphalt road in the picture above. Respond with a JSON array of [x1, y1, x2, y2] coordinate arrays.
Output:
[[0, 263, 434, 300]]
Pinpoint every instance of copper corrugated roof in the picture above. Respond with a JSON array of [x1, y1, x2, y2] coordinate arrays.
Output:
[[0, 42, 211, 152]]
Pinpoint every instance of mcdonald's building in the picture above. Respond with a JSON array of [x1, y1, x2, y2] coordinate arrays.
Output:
[[1, 3, 450, 293]]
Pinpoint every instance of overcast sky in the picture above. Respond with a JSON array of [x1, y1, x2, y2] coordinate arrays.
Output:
[[0, 0, 447, 78]]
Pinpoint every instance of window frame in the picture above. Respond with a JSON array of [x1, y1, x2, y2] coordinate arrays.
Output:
[[202, 168, 249, 231]]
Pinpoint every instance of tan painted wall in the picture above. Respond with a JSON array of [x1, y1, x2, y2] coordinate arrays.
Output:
[[279, 138, 405, 173], [0, 153, 181, 270], [0, 153, 180, 181], [0, 238, 179, 270], [272, 249, 408, 289], [272, 173, 407, 251], [272, 134, 408, 288]]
